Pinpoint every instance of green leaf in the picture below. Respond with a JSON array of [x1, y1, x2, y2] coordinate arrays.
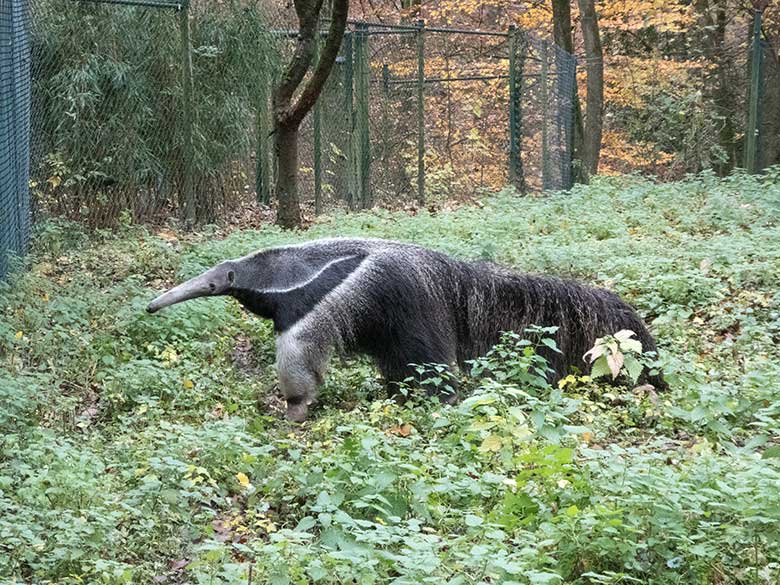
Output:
[[307, 560, 327, 582], [762, 446, 780, 459], [623, 355, 642, 383], [479, 434, 503, 452], [294, 516, 316, 533], [619, 338, 643, 354], [526, 570, 563, 584], [464, 514, 484, 527], [468, 420, 497, 432], [590, 356, 611, 379]]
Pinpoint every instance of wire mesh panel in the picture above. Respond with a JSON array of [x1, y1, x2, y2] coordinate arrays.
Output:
[[27, 0, 280, 227], [517, 36, 577, 192], [318, 22, 578, 211], [422, 28, 513, 200], [0, 0, 32, 278], [294, 39, 354, 214]]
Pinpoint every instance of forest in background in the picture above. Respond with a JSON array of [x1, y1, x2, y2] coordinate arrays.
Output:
[[339, 0, 780, 178], [25, 0, 780, 230]]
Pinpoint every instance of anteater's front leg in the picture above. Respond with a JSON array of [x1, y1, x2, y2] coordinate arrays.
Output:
[[275, 332, 330, 422]]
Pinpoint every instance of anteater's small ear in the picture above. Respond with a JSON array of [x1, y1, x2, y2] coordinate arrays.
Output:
[[227, 270, 236, 285]]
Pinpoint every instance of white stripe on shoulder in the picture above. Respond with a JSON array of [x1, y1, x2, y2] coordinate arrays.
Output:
[[259, 255, 362, 294]]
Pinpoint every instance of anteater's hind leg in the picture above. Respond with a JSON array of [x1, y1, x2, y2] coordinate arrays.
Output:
[[377, 331, 459, 405]]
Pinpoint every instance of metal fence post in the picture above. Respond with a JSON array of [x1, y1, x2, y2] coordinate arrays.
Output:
[[178, 0, 195, 223], [382, 63, 390, 161], [744, 8, 764, 174], [508, 25, 526, 193], [255, 77, 271, 205], [12, 1, 31, 256], [416, 19, 425, 205], [564, 56, 577, 190], [342, 31, 356, 208], [313, 36, 323, 214], [540, 39, 551, 190], [354, 22, 371, 208]]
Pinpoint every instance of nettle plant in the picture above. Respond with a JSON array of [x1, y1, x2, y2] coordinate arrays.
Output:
[[470, 327, 561, 390], [583, 329, 651, 385]]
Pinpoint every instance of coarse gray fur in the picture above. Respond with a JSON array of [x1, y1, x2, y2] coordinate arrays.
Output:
[[147, 237, 665, 421]]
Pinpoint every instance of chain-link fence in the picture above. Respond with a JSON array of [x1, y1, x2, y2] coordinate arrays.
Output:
[[1, 0, 578, 278], [745, 9, 779, 174], [293, 21, 577, 212], [1, 0, 32, 278]]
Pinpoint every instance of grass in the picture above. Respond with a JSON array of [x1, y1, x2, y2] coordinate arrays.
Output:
[[1, 170, 780, 584]]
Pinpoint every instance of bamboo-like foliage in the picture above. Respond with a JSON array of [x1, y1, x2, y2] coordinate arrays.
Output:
[[30, 0, 281, 227]]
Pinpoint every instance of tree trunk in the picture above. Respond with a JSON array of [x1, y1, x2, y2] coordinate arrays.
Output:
[[272, 0, 349, 230], [713, 5, 737, 174], [552, 0, 586, 183], [275, 123, 302, 228], [577, 0, 604, 178], [696, 0, 736, 175], [761, 46, 780, 167]]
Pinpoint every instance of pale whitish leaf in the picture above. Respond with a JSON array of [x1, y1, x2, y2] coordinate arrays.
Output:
[[541, 338, 562, 353], [614, 329, 636, 341], [590, 356, 612, 379], [607, 352, 624, 379], [583, 344, 606, 363]]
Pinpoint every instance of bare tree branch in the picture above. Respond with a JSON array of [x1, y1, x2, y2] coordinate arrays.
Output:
[[273, 0, 324, 117], [287, 0, 350, 127]]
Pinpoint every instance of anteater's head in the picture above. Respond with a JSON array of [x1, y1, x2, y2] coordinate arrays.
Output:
[[147, 261, 237, 314]]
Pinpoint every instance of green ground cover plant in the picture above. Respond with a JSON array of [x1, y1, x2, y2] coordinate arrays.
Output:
[[1, 171, 780, 584]]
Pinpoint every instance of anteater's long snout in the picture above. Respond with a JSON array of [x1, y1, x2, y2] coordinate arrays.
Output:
[[147, 264, 234, 313]]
